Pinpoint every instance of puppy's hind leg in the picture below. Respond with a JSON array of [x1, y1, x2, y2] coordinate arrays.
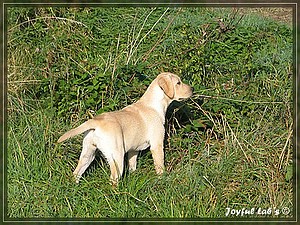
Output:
[[108, 151, 125, 186], [73, 132, 97, 183], [128, 151, 138, 172]]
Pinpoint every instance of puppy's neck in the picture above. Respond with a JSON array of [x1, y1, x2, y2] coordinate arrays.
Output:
[[139, 83, 172, 121]]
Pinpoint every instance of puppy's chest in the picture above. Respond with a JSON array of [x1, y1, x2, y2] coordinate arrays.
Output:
[[123, 122, 163, 152], [134, 141, 150, 151], [125, 136, 150, 152]]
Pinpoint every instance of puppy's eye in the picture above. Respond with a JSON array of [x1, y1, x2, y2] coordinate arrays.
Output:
[[177, 81, 181, 85]]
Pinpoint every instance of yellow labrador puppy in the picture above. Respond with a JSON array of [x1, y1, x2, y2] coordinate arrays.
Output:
[[58, 72, 193, 185]]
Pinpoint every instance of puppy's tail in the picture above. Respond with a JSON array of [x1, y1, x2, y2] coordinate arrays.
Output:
[[57, 120, 95, 143]]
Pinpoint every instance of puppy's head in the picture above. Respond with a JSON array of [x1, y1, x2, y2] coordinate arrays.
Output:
[[157, 72, 193, 101]]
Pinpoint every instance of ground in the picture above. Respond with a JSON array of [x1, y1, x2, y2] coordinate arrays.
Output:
[[241, 7, 293, 26]]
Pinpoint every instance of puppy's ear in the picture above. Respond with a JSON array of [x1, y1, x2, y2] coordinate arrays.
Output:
[[158, 75, 174, 99]]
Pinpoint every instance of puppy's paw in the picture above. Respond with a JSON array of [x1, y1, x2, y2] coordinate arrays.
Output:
[[73, 173, 81, 184], [155, 165, 165, 175]]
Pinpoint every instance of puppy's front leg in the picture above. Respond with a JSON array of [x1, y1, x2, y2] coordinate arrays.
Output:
[[150, 144, 165, 175]]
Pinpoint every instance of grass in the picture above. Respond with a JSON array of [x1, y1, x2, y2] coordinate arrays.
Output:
[[6, 6, 294, 221]]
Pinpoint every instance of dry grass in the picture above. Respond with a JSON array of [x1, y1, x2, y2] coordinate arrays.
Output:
[[239, 7, 293, 26]]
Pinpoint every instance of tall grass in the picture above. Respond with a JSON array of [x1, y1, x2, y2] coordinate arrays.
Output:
[[6, 6, 294, 221]]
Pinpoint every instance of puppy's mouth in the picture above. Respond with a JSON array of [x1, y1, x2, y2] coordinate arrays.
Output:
[[178, 96, 192, 101], [178, 97, 186, 101], [178, 92, 193, 101]]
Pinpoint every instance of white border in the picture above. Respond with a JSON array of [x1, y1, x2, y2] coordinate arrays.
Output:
[[2, 2, 297, 223]]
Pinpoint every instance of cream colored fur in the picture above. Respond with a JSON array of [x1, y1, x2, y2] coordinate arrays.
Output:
[[58, 72, 193, 185]]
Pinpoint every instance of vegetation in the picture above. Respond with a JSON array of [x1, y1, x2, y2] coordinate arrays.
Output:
[[7, 7, 293, 220]]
